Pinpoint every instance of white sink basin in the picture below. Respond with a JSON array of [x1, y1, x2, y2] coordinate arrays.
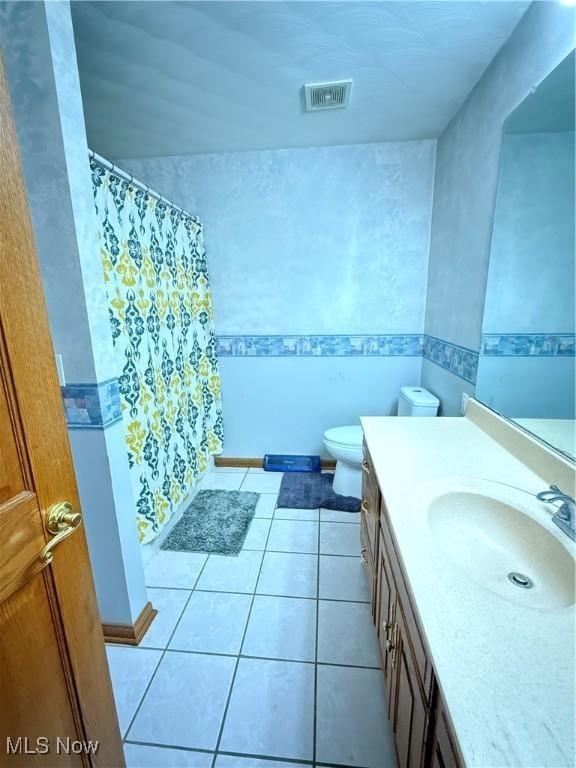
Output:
[[428, 484, 575, 611]]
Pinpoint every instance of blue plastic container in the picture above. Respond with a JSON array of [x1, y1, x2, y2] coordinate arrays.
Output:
[[263, 454, 321, 473]]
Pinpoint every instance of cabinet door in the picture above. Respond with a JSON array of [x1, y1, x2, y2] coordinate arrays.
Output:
[[360, 514, 376, 608], [361, 448, 379, 567], [380, 497, 433, 696], [390, 601, 428, 768], [376, 531, 396, 710], [429, 700, 461, 768]]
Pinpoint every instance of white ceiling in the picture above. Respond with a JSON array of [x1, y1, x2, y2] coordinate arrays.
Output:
[[71, 0, 530, 159]]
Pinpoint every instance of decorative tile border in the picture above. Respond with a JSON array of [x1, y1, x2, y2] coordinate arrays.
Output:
[[481, 333, 576, 357], [59, 335, 571, 427], [216, 334, 424, 357], [61, 378, 122, 429], [423, 335, 479, 384], [217, 333, 478, 383]]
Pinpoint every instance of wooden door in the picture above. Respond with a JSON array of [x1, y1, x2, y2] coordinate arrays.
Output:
[[0, 55, 124, 767]]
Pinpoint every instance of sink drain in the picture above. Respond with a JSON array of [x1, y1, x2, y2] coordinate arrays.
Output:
[[508, 571, 534, 589]]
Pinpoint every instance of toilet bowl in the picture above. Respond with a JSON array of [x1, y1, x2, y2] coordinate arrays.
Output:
[[323, 386, 440, 500], [323, 425, 364, 498]]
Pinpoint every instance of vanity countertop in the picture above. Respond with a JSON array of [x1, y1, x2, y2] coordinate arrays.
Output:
[[361, 415, 575, 768]]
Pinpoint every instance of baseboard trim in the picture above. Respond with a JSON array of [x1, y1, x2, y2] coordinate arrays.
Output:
[[102, 601, 157, 646], [215, 456, 337, 470], [215, 457, 263, 468]]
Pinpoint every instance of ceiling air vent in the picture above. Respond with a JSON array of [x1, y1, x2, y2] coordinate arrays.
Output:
[[304, 80, 352, 111]]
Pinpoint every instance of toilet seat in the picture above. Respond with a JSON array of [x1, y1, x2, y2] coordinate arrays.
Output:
[[323, 425, 363, 450]]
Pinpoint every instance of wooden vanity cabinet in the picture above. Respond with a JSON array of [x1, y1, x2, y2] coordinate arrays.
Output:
[[362, 446, 462, 768], [377, 518, 431, 768], [376, 531, 396, 705], [428, 695, 461, 768], [390, 597, 429, 768], [361, 440, 380, 613]]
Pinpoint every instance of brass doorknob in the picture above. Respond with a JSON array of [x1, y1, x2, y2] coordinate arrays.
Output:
[[46, 501, 82, 533], [42, 502, 82, 564]]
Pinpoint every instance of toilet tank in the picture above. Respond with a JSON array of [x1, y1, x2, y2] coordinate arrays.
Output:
[[397, 386, 440, 416]]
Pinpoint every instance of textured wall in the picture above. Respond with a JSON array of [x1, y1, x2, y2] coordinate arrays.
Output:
[[0, 1, 97, 382], [420, 359, 475, 417], [0, 0, 147, 623], [121, 142, 436, 454], [422, 1, 576, 414], [0, 2, 119, 384], [483, 131, 575, 334], [424, 1, 575, 350], [219, 356, 423, 457], [121, 141, 435, 335]]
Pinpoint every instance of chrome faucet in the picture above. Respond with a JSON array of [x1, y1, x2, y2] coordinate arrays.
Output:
[[536, 485, 575, 542]]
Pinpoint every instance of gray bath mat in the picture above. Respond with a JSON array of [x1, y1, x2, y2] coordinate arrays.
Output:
[[161, 490, 259, 555], [278, 472, 360, 513]]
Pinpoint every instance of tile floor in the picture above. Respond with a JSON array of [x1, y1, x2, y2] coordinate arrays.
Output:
[[108, 469, 396, 768]]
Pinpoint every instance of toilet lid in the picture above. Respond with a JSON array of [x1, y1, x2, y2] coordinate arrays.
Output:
[[324, 425, 363, 448]]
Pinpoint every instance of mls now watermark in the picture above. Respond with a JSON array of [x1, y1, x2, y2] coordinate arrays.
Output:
[[6, 737, 100, 755]]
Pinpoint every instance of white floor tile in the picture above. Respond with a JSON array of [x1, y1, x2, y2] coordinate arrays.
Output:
[[196, 550, 264, 593], [140, 588, 191, 648], [320, 522, 361, 556], [124, 743, 213, 767], [242, 595, 316, 662], [319, 556, 371, 603], [199, 473, 245, 491], [145, 551, 208, 589], [241, 473, 283, 494], [247, 467, 267, 473], [140, 541, 157, 569], [318, 601, 380, 667], [170, 591, 252, 654], [256, 552, 318, 598], [127, 652, 236, 750], [106, 646, 162, 736], [274, 507, 319, 522], [220, 658, 315, 760], [320, 509, 361, 524], [316, 665, 395, 767], [215, 756, 307, 768], [254, 494, 277, 518], [242, 517, 271, 550], [266, 520, 318, 554]]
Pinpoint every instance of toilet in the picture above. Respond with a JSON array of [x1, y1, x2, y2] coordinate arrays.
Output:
[[323, 386, 440, 498]]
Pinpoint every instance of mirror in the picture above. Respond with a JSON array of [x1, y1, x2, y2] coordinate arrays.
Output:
[[476, 50, 575, 460]]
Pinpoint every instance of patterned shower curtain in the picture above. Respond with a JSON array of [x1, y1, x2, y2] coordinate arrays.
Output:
[[90, 157, 223, 544]]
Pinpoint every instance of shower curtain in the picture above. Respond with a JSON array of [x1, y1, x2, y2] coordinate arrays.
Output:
[[91, 157, 223, 543]]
